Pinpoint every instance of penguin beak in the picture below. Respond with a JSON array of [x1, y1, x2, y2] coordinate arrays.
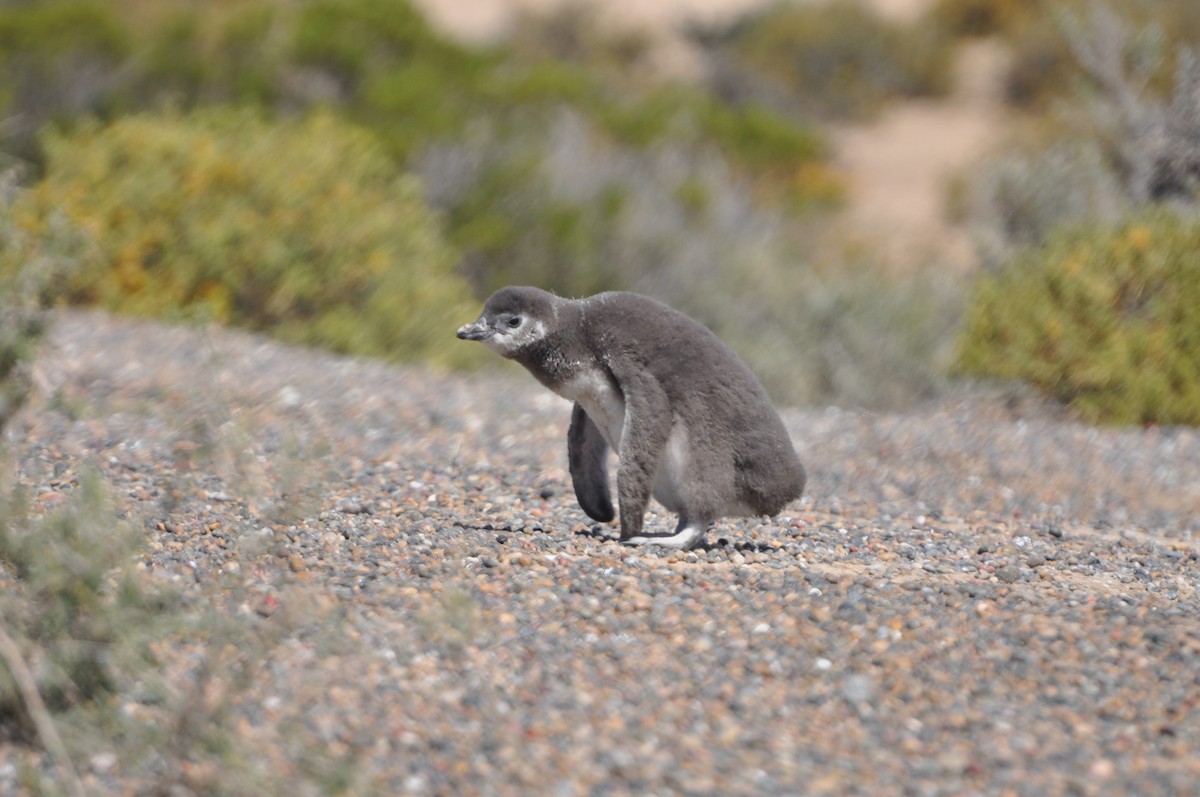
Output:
[[456, 319, 493, 341]]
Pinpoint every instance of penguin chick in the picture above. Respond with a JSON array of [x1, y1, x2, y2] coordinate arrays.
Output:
[[456, 286, 805, 551]]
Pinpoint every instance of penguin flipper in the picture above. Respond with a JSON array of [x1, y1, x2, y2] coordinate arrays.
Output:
[[568, 402, 614, 522]]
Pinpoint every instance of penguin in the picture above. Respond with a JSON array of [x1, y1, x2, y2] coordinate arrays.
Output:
[[456, 286, 806, 551]]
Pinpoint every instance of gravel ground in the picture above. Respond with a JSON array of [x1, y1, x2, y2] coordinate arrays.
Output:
[[3, 310, 1199, 796]]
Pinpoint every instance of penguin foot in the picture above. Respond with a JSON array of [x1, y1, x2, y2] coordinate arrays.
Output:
[[622, 525, 706, 551]]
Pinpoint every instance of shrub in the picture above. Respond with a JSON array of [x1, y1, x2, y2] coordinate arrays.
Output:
[[507, 2, 657, 87], [995, 0, 1200, 109], [0, 169, 89, 428], [1059, 4, 1200, 203], [762, 263, 963, 409], [963, 142, 1128, 271], [959, 3, 1200, 266], [693, 0, 955, 121], [956, 209, 1200, 425], [926, 0, 1040, 38], [0, 0, 133, 161], [27, 109, 482, 367], [419, 110, 952, 409], [418, 108, 815, 301], [127, 0, 289, 108]]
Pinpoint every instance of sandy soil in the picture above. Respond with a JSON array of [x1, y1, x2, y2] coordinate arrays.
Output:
[[830, 39, 1009, 273]]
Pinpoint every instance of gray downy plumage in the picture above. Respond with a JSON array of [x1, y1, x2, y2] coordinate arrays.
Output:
[[456, 286, 806, 551]]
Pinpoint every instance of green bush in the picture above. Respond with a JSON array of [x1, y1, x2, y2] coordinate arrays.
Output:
[[127, 0, 288, 108], [28, 109, 481, 367], [694, 0, 955, 121], [3, 0, 840, 315], [506, 2, 656, 87], [418, 108, 821, 300], [956, 209, 1200, 425], [0, 0, 133, 160]]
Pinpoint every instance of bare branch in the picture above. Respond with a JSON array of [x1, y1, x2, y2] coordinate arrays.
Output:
[[0, 625, 88, 797]]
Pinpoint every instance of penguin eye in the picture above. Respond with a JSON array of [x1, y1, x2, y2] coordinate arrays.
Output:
[[506, 316, 522, 329]]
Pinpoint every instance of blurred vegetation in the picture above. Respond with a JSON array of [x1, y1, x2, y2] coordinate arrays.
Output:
[[955, 1, 1200, 424], [2, 0, 902, 408], [0, 169, 88, 428], [0, 0, 836, 195], [0, 458, 364, 794], [926, 0, 1041, 38], [692, 0, 956, 121], [5, 0, 1200, 420], [25, 109, 483, 368], [957, 209, 1200, 425], [956, 141, 1129, 271], [923, 0, 1200, 109], [954, 2, 1200, 258]]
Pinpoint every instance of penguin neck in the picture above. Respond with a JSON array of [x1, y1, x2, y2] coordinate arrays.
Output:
[[512, 301, 589, 390]]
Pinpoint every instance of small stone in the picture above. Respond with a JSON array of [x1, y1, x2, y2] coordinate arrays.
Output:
[[288, 554, 306, 573], [841, 674, 876, 704], [1025, 554, 1046, 568], [255, 594, 281, 617], [90, 752, 118, 775], [337, 499, 370, 514], [278, 385, 303, 409], [996, 564, 1021, 583]]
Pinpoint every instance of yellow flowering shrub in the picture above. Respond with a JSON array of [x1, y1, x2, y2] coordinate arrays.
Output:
[[30, 109, 481, 367], [956, 209, 1200, 425]]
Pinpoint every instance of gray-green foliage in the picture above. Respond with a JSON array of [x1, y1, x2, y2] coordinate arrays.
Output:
[[0, 470, 167, 721], [966, 143, 1128, 271], [955, 3, 1200, 424], [420, 110, 959, 409], [693, 0, 955, 121], [418, 109, 799, 300], [0, 170, 89, 429], [963, 3, 1200, 266]]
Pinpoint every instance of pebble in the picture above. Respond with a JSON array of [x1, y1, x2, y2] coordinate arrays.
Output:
[[996, 564, 1022, 583]]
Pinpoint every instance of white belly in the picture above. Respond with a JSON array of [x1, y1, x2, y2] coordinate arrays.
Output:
[[555, 370, 626, 448], [555, 369, 695, 514], [651, 422, 689, 512]]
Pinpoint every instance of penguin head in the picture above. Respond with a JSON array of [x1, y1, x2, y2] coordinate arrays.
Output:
[[456, 286, 557, 358]]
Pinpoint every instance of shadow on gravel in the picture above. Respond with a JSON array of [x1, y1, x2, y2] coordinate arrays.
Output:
[[569, 525, 786, 556]]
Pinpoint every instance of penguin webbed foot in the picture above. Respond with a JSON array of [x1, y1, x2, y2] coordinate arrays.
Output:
[[620, 517, 708, 551]]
